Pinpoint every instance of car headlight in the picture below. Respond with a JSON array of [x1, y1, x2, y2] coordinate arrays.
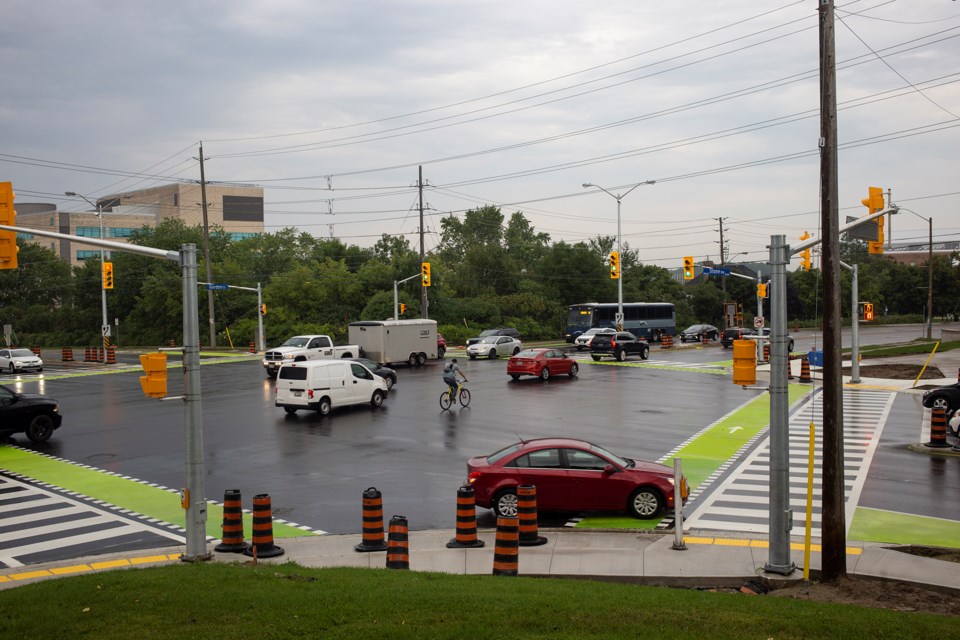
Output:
[[283, 353, 295, 360]]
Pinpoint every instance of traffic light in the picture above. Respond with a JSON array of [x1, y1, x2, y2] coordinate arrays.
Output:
[[139, 353, 168, 399], [608, 251, 620, 279], [102, 262, 114, 289], [399, 303, 407, 314], [862, 186, 885, 254], [0, 182, 18, 270], [682, 256, 695, 281], [863, 302, 875, 322], [757, 283, 768, 298], [732, 339, 757, 386], [421, 261, 431, 287], [799, 231, 812, 271], [260, 303, 267, 316]]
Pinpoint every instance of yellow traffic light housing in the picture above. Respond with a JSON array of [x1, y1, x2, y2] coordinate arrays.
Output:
[[102, 261, 114, 289], [757, 283, 768, 298], [421, 261, 431, 287], [608, 251, 620, 279], [863, 302, 874, 322], [862, 186, 885, 254], [0, 182, 18, 270], [682, 256, 695, 280], [732, 339, 757, 386], [399, 303, 407, 314], [260, 303, 267, 316], [799, 232, 812, 271], [139, 353, 168, 399]]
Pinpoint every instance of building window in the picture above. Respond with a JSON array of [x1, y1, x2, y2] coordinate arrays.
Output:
[[110, 227, 133, 238], [222, 196, 263, 222], [76, 226, 102, 238], [77, 250, 100, 260], [16, 232, 34, 240], [173, 193, 178, 207]]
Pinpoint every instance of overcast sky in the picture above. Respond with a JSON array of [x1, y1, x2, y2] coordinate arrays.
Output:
[[3, 0, 958, 268]]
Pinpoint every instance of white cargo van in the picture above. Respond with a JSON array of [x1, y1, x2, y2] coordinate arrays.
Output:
[[274, 360, 387, 416], [348, 319, 438, 366]]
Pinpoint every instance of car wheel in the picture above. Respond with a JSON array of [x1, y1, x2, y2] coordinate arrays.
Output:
[[266, 371, 278, 379], [489, 349, 497, 359], [510, 374, 520, 380], [370, 389, 384, 407], [680, 336, 686, 343], [931, 397, 951, 413], [628, 487, 664, 519], [591, 355, 601, 362], [576, 345, 584, 351], [788, 339, 795, 353], [539, 367, 550, 381], [641, 346, 649, 360], [408, 353, 418, 367], [317, 397, 332, 416], [469, 354, 477, 360], [569, 362, 578, 377], [284, 407, 298, 415], [512, 347, 520, 355], [493, 489, 519, 518], [616, 349, 627, 362], [417, 352, 427, 366], [7, 363, 14, 374], [383, 375, 395, 390], [26, 414, 55, 443], [437, 346, 445, 358]]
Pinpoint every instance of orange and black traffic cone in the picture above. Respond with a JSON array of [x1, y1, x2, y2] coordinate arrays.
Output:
[[354, 487, 388, 552], [799, 355, 812, 384], [242, 493, 284, 558], [214, 489, 249, 553], [925, 407, 951, 449], [492, 516, 519, 576], [517, 485, 547, 547], [447, 486, 485, 548], [386, 515, 410, 569]]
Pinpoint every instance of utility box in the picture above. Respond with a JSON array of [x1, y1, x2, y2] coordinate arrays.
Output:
[[348, 319, 438, 366], [732, 339, 757, 386]]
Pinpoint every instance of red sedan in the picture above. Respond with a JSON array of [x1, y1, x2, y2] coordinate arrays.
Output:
[[507, 348, 578, 381], [466, 438, 688, 519]]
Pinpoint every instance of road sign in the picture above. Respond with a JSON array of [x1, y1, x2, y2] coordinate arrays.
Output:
[[206, 283, 229, 291], [102, 324, 112, 337], [754, 317, 764, 329], [702, 267, 731, 276]]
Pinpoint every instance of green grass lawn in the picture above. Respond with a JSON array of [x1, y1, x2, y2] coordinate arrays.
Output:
[[2, 564, 956, 639]]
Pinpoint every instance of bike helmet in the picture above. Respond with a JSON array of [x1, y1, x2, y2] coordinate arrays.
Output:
[[451, 358, 458, 363]]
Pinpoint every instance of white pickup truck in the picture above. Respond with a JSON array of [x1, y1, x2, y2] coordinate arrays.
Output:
[[262, 335, 363, 378]]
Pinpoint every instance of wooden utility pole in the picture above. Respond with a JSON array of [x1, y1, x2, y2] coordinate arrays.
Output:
[[819, 0, 846, 581], [718, 217, 727, 301], [419, 165, 427, 318], [199, 144, 216, 349]]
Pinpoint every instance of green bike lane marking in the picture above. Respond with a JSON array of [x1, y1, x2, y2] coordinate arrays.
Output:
[[0, 446, 317, 539], [849, 507, 960, 548], [576, 384, 810, 530]]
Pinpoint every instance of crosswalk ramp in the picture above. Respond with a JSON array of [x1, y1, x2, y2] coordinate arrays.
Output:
[[0, 474, 185, 568], [682, 387, 895, 537]]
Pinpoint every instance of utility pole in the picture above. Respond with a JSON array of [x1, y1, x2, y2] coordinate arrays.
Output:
[[819, 0, 846, 581], [718, 217, 727, 299], [199, 144, 216, 349], [419, 165, 427, 319]]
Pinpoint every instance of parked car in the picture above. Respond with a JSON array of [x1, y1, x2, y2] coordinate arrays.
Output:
[[0, 348, 44, 374], [922, 382, 960, 424], [721, 327, 754, 348], [573, 327, 616, 351], [437, 333, 447, 359], [467, 336, 522, 359], [466, 438, 689, 519], [754, 328, 795, 353], [350, 357, 398, 390], [680, 324, 720, 342], [590, 331, 649, 362], [507, 348, 578, 381], [466, 328, 521, 346], [0, 385, 62, 442]]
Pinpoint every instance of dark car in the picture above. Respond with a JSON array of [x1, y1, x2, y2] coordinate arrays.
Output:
[[466, 438, 688, 519], [680, 324, 720, 342], [466, 328, 521, 346], [922, 382, 960, 425], [351, 358, 398, 390], [721, 327, 754, 348], [0, 385, 63, 443], [590, 331, 649, 362], [507, 348, 578, 381], [437, 333, 447, 359]]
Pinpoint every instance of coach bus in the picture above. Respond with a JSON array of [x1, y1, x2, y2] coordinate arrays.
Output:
[[564, 302, 676, 343]]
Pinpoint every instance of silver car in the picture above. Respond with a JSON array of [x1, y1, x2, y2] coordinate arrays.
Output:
[[573, 327, 616, 351], [0, 348, 44, 374], [466, 336, 522, 359]]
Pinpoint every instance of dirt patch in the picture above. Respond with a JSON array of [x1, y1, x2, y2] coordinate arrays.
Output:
[[840, 363, 944, 380]]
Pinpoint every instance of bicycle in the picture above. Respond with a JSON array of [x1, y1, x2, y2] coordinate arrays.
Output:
[[439, 381, 471, 410]]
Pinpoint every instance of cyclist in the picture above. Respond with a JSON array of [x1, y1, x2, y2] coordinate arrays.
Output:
[[442, 358, 468, 403]]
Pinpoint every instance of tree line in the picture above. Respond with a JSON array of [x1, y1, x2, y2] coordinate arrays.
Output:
[[1, 205, 956, 348]]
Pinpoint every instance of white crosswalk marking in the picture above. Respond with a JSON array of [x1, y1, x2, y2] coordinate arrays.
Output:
[[683, 387, 895, 537]]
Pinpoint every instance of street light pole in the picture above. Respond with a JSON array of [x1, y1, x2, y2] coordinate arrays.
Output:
[[66, 191, 108, 363], [582, 181, 655, 329]]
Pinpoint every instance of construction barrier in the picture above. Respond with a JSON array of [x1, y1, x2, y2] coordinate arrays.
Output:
[[661, 334, 673, 349], [446, 485, 485, 548], [701, 332, 710, 344], [84, 346, 93, 362], [214, 489, 249, 553], [925, 407, 951, 449], [492, 516, 519, 576], [799, 355, 812, 384], [242, 493, 284, 558], [98, 347, 104, 363], [249, 341, 256, 354], [106, 346, 116, 365], [103, 336, 110, 351], [170, 340, 175, 348], [30, 347, 41, 358], [61, 347, 74, 362], [354, 487, 388, 552], [786, 354, 795, 381], [517, 485, 547, 547], [386, 515, 410, 569]]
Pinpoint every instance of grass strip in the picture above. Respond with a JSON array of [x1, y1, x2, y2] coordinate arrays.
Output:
[[0, 447, 311, 538]]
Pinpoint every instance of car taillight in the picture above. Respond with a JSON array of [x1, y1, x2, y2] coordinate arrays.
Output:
[[611, 340, 617, 347], [467, 471, 481, 484], [308, 389, 314, 399]]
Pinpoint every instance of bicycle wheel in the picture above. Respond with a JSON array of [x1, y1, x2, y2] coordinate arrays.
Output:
[[459, 388, 471, 408], [439, 390, 452, 410]]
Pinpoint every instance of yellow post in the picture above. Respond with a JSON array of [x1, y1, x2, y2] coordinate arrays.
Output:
[[912, 341, 941, 388], [803, 420, 816, 580]]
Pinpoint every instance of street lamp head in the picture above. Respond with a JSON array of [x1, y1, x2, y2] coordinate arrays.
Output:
[[64, 191, 77, 196], [582, 183, 593, 188]]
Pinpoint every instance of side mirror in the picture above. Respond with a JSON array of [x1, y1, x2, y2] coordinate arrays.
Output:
[[603, 464, 616, 475]]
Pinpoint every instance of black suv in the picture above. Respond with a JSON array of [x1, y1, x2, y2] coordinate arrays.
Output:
[[0, 385, 63, 443], [590, 331, 650, 362], [721, 327, 754, 348], [466, 328, 521, 346]]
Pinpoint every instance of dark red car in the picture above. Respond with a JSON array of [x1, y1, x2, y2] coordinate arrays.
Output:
[[466, 438, 688, 519], [507, 348, 578, 381], [437, 333, 447, 358]]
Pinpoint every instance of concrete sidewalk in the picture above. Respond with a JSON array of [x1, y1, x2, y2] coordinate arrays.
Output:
[[2, 528, 959, 594]]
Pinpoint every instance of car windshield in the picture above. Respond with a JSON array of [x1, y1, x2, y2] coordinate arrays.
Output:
[[477, 336, 500, 344], [684, 325, 702, 332], [479, 330, 499, 337], [514, 349, 541, 358], [487, 443, 522, 464], [280, 337, 310, 347], [354, 358, 378, 369], [10, 349, 34, 357]]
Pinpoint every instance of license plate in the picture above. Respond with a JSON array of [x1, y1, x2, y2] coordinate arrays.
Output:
[[293, 391, 302, 397]]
